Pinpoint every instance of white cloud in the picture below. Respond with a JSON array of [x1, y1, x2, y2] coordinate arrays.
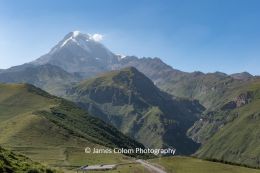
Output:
[[91, 33, 104, 42]]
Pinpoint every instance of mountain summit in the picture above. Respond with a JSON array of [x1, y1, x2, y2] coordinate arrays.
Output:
[[50, 31, 105, 52], [28, 31, 186, 81], [230, 72, 253, 80], [32, 31, 119, 77]]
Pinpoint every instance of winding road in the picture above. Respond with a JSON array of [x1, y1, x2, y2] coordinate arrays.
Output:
[[136, 160, 167, 173]]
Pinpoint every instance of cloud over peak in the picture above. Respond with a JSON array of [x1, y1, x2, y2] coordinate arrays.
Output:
[[91, 33, 104, 42]]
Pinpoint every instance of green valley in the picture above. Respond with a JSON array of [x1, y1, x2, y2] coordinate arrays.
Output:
[[0, 83, 148, 172], [65, 67, 204, 155], [150, 156, 260, 173]]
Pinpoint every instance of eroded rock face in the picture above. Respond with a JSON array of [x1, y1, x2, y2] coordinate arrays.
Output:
[[221, 101, 237, 110], [236, 91, 253, 107], [221, 91, 253, 110], [188, 91, 254, 144]]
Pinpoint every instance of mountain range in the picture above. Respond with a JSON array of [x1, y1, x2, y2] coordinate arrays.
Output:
[[65, 67, 204, 155], [1, 31, 260, 168]]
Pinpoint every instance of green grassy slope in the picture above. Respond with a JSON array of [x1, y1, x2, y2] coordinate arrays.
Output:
[[0, 83, 147, 170], [65, 67, 204, 155], [158, 72, 246, 110], [193, 81, 260, 168], [0, 146, 58, 173], [151, 156, 260, 173]]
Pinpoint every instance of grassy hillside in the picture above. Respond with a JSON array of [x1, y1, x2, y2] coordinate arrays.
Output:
[[192, 81, 260, 168], [0, 146, 58, 173], [150, 156, 260, 173], [133, 57, 260, 167], [158, 71, 247, 110], [0, 83, 148, 170], [123, 58, 260, 167], [65, 67, 204, 155]]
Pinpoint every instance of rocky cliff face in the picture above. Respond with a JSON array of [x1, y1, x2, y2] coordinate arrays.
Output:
[[236, 91, 253, 107], [188, 90, 254, 144], [221, 91, 253, 110]]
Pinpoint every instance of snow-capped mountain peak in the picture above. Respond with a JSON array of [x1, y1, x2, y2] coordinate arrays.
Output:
[[57, 31, 104, 50], [72, 30, 80, 37], [32, 31, 118, 77], [116, 54, 127, 60], [59, 31, 91, 48]]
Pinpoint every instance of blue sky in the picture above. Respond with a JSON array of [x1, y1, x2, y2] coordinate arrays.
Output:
[[1, 0, 260, 75]]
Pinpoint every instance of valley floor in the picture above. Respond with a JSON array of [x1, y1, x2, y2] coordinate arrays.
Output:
[[150, 156, 260, 173], [63, 156, 260, 173]]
